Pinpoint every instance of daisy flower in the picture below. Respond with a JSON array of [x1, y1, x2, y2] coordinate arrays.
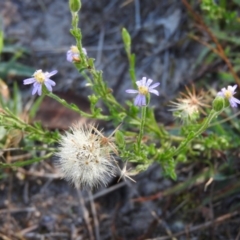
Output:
[[23, 69, 57, 96], [126, 77, 160, 106], [66, 45, 87, 63], [217, 85, 240, 108]]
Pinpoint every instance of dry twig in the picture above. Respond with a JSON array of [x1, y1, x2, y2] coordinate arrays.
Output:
[[146, 211, 239, 240], [76, 189, 94, 240], [88, 191, 100, 240]]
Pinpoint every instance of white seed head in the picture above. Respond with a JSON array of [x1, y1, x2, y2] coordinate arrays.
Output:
[[55, 123, 116, 189]]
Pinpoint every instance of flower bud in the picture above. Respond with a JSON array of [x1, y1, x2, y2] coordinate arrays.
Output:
[[88, 94, 98, 105], [122, 28, 131, 47], [122, 28, 131, 53], [212, 96, 227, 111], [69, 0, 81, 13]]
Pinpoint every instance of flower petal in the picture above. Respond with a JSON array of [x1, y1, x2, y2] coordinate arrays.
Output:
[[46, 70, 58, 78], [220, 87, 226, 93], [126, 89, 138, 94], [149, 89, 159, 96], [149, 82, 160, 89], [141, 77, 147, 86], [67, 51, 73, 62], [136, 80, 142, 87], [134, 94, 142, 106], [217, 92, 224, 97], [231, 97, 240, 107], [228, 85, 238, 95], [32, 83, 40, 95], [44, 81, 53, 92], [45, 79, 56, 86], [140, 94, 146, 105], [82, 48, 87, 55], [37, 84, 42, 96], [232, 85, 238, 91], [134, 94, 146, 106], [229, 98, 237, 107], [23, 78, 35, 85], [146, 78, 153, 87]]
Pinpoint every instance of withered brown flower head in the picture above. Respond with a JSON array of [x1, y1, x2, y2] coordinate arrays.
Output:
[[169, 85, 210, 123]]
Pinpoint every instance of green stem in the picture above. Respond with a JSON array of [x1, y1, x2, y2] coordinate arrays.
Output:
[[137, 106, 147, 150], [166, 109, 219, 159], [129, 54, 136, 87], [0, 152, 54, 168], [71, 12, 78, 30], [2, 146, 57, 152], [3, 108, 59, 142], [88, 68, 126, 112], [71, 12, 88, 66], [46, 92, 109, 120]]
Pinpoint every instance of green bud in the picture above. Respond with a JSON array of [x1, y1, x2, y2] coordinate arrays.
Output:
[[148, 143, 156, 155], [69, 0, 81, 13], [122, 28, 131, 53], [212, 96, 227, 111], [88, 94, 98, 105]]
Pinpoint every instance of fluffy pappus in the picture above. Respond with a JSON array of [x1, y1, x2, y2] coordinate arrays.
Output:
[[55, 123, 117, 189]]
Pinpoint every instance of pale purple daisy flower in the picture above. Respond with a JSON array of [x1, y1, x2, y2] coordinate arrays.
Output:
[[217, 85, 240, 108], [23, 69, 57, 96], [66, 45, 87, 62], [126, 77, 160, 106]]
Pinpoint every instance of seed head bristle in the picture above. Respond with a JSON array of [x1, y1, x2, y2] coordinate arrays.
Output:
[[169, 85, 210, 123], [55, 123, 117, 189], [90, 123, 122, 155]]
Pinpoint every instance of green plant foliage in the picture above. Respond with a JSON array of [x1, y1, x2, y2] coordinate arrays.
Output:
[[0, 0, 239, 188]]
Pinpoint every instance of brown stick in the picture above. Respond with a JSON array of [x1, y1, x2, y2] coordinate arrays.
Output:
[[147, 211, 239, 240]]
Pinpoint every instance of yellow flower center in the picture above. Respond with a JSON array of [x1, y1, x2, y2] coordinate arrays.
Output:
[[71, 46, 79, 54], [224, 90, 232, 99], [33, 70, 45, 83], [138, 86, 148, 95]]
